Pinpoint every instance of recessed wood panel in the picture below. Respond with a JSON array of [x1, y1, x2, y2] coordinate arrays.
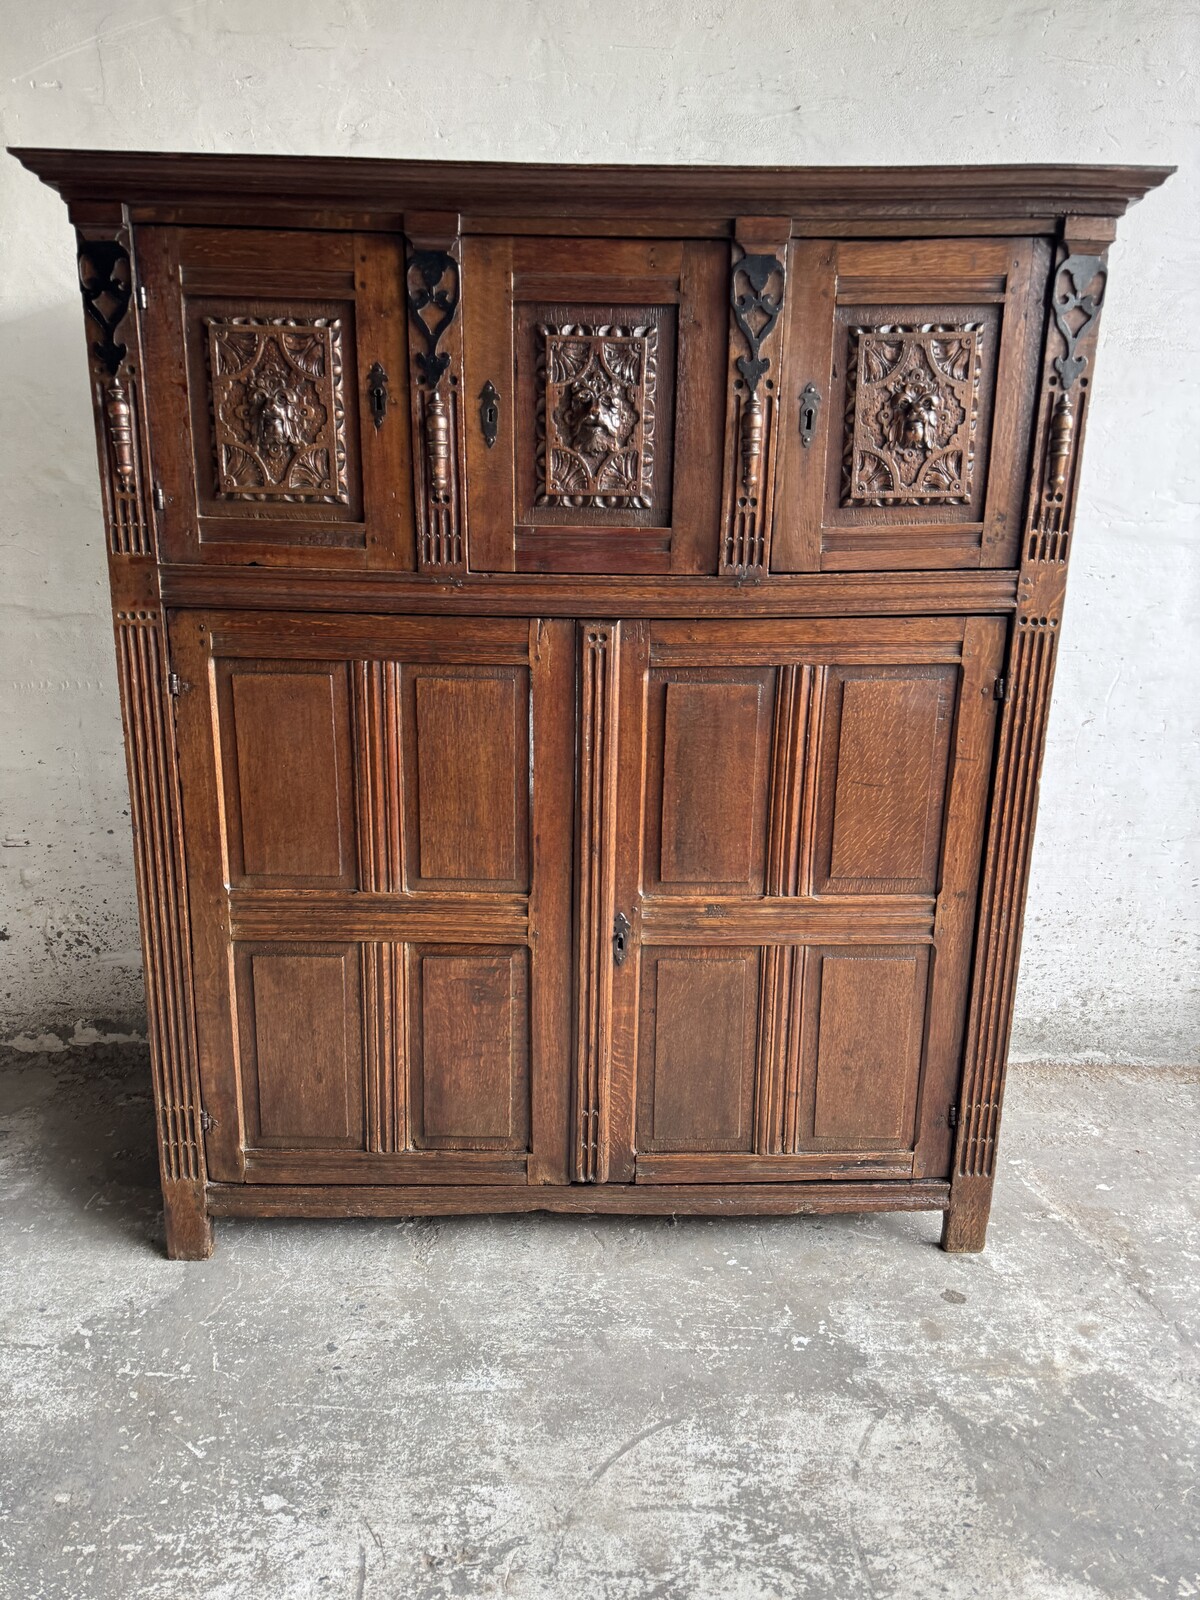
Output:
[[236, 944, 363, 1149], [224, 663, 353, 887], [817, 668, 955, 894], [808, 949, 927, 1148], [405, 669, 529, 890], [646, 670, 774, 894], [408, 946, 530, 1151], [636, 948, 759, 1152]]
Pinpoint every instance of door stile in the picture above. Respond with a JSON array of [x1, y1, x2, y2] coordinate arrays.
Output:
[[753, 662, 807, 1154], [605, 621, 650, 1181], [528, 619, 576, 1184], [167, 614, 246, 1182], [912, 615, 1007, 1177], [572, 620, 647, 1182]]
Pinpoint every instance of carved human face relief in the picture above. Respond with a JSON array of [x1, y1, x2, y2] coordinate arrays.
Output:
[[537, 324, 658, 509], [843, 323, 982, 506], [555, 359, 638, 469], [206, 317, 349, 503]]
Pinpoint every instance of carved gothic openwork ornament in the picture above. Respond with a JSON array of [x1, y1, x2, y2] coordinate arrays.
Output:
[[730, 252, 785, 395], [843, 323, 983, 506], [537, 324, 657, 509], [405, 249, 460, 388], [207, 317, 348, 502], [78, 236, 133, 377]]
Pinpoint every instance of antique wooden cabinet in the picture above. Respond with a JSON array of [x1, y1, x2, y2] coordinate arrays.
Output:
[[12, 150, 1170, 1258]]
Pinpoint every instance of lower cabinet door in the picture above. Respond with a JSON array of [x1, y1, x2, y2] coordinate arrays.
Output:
[[170, 611, 574, 1185], [575, 615, 1006, 1185]]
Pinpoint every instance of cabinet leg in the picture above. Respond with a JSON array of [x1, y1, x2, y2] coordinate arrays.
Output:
[[162, 1177, 214, 1260], [940, 1173, 993, 1253]]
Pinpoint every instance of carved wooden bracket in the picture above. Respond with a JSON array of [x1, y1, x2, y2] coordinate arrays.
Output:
[[404, 218, 467, 571], [721, 219, 789, 573], [77, 228, 153, 556]]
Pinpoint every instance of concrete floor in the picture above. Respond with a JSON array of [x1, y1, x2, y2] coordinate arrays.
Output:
[[0, 1048, 1197, 1600]]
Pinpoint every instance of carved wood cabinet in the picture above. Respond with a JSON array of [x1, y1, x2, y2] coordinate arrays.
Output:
[[13, 149, 1170, 1257]]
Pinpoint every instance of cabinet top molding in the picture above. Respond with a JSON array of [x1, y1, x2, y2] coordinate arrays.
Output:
[[10, 148, 1173, 229]]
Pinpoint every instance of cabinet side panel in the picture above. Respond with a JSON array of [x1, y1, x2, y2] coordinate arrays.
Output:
[[78, 218, 210, 1256], [114, 612, 206, 1185], [946, 236, 1113, 1252]]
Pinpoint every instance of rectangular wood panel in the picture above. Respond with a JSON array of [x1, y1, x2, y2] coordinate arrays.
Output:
[[235, 944, 364, 1149], [807, 948, 927, 1148], [816, 667, 956, 895], [222, 662, 354, 887], [646, 669, 774, 894], [405, 668, 530, 891], [408, 946, 530, 1151], [636, 948, 760, 1153]]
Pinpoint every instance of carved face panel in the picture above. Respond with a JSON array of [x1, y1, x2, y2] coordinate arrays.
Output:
[[537, 324, 658, 510], [248, 379, 310, 451], [206, 317, 348, 502], [842, 323, 983, 507], [554, 361, 637, 466], [881, 378, 944, 454]]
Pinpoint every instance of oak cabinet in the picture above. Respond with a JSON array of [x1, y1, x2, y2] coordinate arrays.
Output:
[[12, 147, 1170, 1256]]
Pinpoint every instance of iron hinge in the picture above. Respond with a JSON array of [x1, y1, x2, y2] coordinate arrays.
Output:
[[199, 1109, 216, 1133], [152, 482, 165, 512], [994, 676, 1007, 702], [167, 671, 191, 698], [948, 1104, 959, 1129], [137, 284, 148, 311]]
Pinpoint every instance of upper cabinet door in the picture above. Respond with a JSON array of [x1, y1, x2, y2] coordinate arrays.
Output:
[[774, 237, 1051, 572], [138, 227, 413, 568], [461, 237, 727, 574]]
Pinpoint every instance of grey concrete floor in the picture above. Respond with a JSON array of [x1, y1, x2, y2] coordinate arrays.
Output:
[[0, 1046, 1197, 1600]]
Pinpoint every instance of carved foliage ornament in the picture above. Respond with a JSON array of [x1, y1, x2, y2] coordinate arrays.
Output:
[[843, 323, 983, 507], [537, 324, 658, 509], [207, 317, 348, 502]]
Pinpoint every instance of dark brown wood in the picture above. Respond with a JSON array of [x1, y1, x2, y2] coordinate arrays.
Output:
[[461, 236, 726, 574], [13, 148, 1171, 222], [158, 565, 1022, 617], [20, 150, 1168, 1255]]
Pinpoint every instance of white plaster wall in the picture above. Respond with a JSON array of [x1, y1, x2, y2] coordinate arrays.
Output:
[[1, 0, 1196, 1060]]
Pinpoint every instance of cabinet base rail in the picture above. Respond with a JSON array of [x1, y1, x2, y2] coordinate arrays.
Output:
[[205, 1179, 949, 1221]]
